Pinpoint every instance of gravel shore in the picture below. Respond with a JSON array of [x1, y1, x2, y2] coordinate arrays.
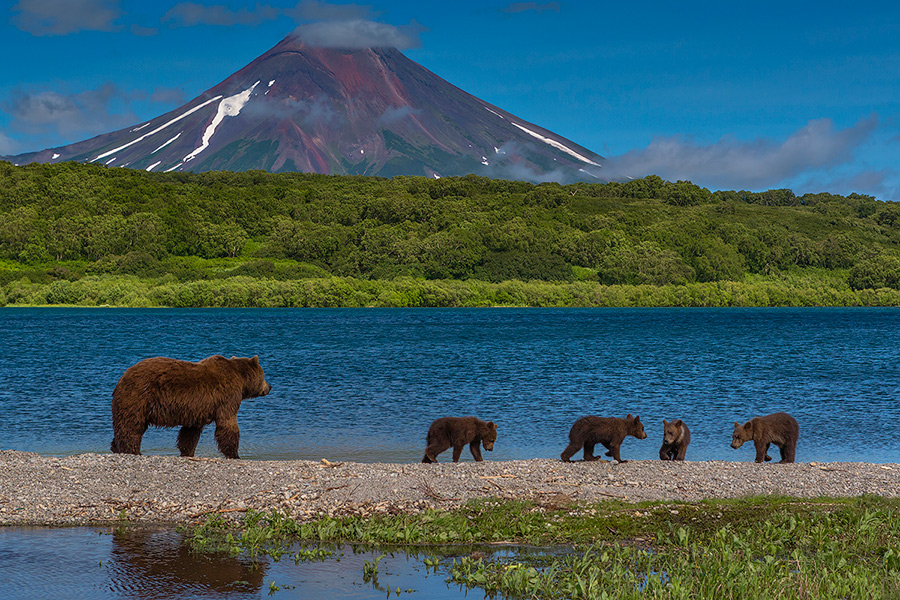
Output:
[[1, 450, 898, 526]]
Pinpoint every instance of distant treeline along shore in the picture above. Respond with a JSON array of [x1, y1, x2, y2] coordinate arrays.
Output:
[[1, 160, 899, 308]]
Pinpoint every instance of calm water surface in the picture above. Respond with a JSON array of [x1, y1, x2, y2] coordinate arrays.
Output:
[[0, 527, 479, 600], [1, 307, 898, 463]]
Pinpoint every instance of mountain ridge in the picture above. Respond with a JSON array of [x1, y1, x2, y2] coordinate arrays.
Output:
[[3, 34, 604, 181]]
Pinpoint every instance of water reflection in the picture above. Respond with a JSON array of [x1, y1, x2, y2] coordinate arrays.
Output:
[[106, 528, 267, 599], [0, 527, 478, 600]]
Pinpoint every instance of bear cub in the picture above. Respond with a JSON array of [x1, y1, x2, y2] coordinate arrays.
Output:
[[111, 355, 272, 459], [560, 414, 647, 463], [731, 412, 799, 463], [422, 416, 497, 463], [659, 419, 691, 461]]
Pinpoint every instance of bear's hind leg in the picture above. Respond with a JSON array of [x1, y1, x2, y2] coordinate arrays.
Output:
[[177, 426, 204, 457], [560, 443, 581, 462], [214, 417, 240, 459], [584, 443, 601, 461], [423, 440, 450, 463], [778, 443, 795, 463], [111, 425, 146, 455]]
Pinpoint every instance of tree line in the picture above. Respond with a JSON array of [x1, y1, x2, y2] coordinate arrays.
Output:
[[1, 161, 899, 303]]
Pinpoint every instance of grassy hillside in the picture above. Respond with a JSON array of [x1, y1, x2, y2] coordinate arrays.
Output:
[[1, 161, 899, 307]]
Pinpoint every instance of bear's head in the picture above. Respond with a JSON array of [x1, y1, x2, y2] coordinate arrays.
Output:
[[627, 414, 647, 439], [234, 356, 272, 399], [731, 421, 752, 449], [481, 421, 497, 452], [663, 419, 684, 444]]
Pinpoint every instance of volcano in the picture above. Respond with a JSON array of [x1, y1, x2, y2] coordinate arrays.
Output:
[[3, 34, 604, 180]]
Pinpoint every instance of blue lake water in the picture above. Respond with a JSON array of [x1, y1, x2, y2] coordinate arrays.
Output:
[[1, 307, 899, 464]]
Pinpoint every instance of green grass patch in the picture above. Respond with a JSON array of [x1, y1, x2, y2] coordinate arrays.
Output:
[[184, 496, 900, 598]]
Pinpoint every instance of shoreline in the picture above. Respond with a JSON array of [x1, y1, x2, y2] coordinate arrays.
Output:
[[1, 451, 898, 527]]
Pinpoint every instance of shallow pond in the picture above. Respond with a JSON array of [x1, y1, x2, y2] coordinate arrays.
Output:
[[0, 526, 496, 600]]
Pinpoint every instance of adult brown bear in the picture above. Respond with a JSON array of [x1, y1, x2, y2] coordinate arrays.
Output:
[[111, 355, 271, 458], [560, 414, 647, 463], [731, 412, 799, 463], [421, 416, 497, 463]]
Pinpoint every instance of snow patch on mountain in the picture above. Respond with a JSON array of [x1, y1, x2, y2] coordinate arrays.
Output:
[[92, 95, 223, 162], [511, 122, 601, 167], [152, 132, 182, 154], [183, 81, 260, 164], [146, 161, 161, 171]]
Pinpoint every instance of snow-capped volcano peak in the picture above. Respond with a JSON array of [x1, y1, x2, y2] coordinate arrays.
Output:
[[4, 34, 604, 181]]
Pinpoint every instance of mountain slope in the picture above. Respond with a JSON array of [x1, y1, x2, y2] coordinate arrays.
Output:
[[4, 35, 604, 181]]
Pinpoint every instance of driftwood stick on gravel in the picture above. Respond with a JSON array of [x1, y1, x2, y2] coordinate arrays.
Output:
[[421, 477, 460, 502]]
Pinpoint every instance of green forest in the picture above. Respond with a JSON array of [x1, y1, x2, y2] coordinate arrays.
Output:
[[1, 160, 900, 307]]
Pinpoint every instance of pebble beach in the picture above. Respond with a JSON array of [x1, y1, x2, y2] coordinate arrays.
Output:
[[1, 450, 898, 526]]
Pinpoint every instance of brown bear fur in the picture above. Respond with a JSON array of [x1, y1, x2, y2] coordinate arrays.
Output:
[[659, 419, 691, 461], [421, 416, 497, 463], [560, 414, 647, 463], [731, 412, 799, 463], [111, 355, 272, 459]]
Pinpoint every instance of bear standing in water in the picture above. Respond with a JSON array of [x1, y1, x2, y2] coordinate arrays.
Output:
[[111, 355, 272, 458], [421, 416, 497, 463], [560, 414, 647, 463], [659, 419, 691, 461], [731, 412, 799, 463]]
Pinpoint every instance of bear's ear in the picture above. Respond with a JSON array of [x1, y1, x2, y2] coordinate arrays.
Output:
[[626, 413, 633, 419], [488, 421, 497, 430], [252, 355, 259, 365], [231, 356, 237, 360], [734, 421, 740, 428], [663, 419, 668, 425], [674, 419, 682, 427]]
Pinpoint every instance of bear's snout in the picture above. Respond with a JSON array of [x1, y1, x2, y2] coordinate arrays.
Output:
[[262, 382, 272, 395]]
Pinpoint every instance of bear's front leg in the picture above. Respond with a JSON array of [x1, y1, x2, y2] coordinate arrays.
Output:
[[177, 426, 204, 457], [584, 442, 600, 461], [754, 440, 770, 463], [608, 444, 626, 463], [214, 416, 240, 459], [469, 441, 483, 461]]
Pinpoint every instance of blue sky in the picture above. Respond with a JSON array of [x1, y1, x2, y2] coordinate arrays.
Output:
[[2, 0, 899, 199]]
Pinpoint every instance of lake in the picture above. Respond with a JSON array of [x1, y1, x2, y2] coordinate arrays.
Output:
[[1, 307, 898, 463]]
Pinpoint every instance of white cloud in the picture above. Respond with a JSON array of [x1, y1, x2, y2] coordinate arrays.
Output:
[[293, 19, 424, 49], [12, 0, 122, 36], [604, 116, 879, 190], [0, 132, 20, 156]]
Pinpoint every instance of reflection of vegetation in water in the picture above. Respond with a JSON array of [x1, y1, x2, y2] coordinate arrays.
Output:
[[187, 496, 900, 599], [108, 527, 268, 598]]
